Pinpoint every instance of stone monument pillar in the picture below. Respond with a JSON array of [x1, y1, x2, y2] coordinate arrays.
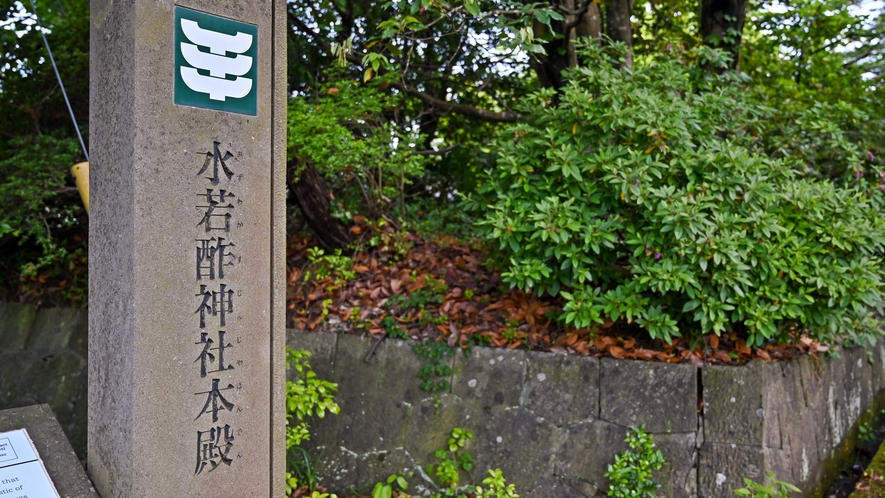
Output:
[[88, 2, 286, 496]]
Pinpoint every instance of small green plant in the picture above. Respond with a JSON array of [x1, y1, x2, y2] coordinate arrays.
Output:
[[373, 425, 520, 498], [286, 347, 341, 490], [382, 315, 409, 339], [308, 491, 339, 498], [605, 425, 664, 498], [859, 420, 876, 443], [475, 469, 519, 498], [372, 474, 410, 498], [320, 298, 334, 320], [371, 228, 415, 260], [414, 341, 457, 392], [429, 428, 474, 493], [858, 408, 884, 443], [305, 247, 355, 285], [733, 472, 800, 497]]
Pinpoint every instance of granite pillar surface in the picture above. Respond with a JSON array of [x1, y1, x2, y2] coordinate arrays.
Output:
[[89, 1, 286, 496]]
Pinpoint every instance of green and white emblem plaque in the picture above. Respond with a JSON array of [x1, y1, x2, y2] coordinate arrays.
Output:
[[174, 6, 258, 115]]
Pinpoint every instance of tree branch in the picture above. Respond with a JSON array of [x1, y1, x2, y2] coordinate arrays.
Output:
[[409, 142, 462, 157], [287, 11, 523, 123], [394, 83, 523, 122]]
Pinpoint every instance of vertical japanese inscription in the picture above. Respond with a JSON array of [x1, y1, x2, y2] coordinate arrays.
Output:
[[192, 141, 242, 474]]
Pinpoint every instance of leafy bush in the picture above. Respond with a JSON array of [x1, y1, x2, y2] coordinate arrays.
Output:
[[605, 426, 664, 498], [287, 77, 428, 222], [0, 135, 85, 267], [468, 43, 885, 347]]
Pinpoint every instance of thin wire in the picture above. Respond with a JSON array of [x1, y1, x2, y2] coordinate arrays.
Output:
[[28, 0, 89, 161]]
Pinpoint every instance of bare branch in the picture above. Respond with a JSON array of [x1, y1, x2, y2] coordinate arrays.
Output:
[[409, 143, 463, 157], [395, 83, 523, 122]]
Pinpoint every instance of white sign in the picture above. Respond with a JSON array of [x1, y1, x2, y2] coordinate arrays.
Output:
[[173, 6, 259, 115], [179, 19, 254, 101], [0, 429, 59, 498]]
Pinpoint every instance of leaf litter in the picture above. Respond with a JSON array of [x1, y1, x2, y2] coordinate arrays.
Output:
[[286, 233, 831, 366]]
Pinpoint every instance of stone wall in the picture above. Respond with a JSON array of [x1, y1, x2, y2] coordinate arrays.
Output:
[[0, 303, 88, 459], [0, 302, 881, 496], [290, 329, 885, 498]]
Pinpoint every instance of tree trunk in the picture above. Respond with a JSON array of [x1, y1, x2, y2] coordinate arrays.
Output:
[[700, 0, 748, 71], [576, 2, 602, 40], [604, 0, 634, 69], [531, 0, 604, 92], [288, 160, 353, 251], [531, 18, 572, 92]]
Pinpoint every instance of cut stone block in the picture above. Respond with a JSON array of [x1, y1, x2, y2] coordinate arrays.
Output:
[[653, 432, 698, 498], [703, 361, 765, 445], [600, 358, 697, 433], [452, 347, 526, 412], [523, 353, 599, 426], [554, 419, 629, 493], [0, 302, 36, 351], [0, 404, 97, 497], [26, 307, 84, 358]]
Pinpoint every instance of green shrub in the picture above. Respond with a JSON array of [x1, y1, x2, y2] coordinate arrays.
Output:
[[287, 76, 428, 222], [0, 135, 85, 269], [468, 43, 885, 347], [605, 425, 664, 498]]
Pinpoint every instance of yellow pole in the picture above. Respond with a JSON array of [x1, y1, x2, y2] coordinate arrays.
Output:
[[71, 162, 89, 214]]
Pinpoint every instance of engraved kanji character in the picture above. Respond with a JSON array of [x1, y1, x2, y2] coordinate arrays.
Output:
[[196, 189, 235, 232], [198, 141, 235, 185], [195, 424, 234, 474], [195, 284, 234, 328], [196, 237, 236, 280], [195, 330, 234, 378], [195, 378, 235, 422]]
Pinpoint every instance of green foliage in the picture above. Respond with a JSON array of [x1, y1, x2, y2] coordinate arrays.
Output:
[[367, 0, 564, 67], [733, 472, 800, 498], [308, 491, 339, 498], [756, 99, 878, 184], [469, 42, 885, 347], [366, 425, 518, 498], [474, 469, 519, 498], [743, 0, 881, 107], [0, 134, 85, 270], [429, 428, 474, 492], [413, 341, 456, 392], [381, 315, 409, 340], [0, 1, 90, 146], [371, 474, 409, 498], [605, 426, 664, 498], [858, 407, 885, 444], [287, 77, 428, 222], [286, 347, 341, 490], [305, 247, 356, 285], [742, 0, 884, 188]]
